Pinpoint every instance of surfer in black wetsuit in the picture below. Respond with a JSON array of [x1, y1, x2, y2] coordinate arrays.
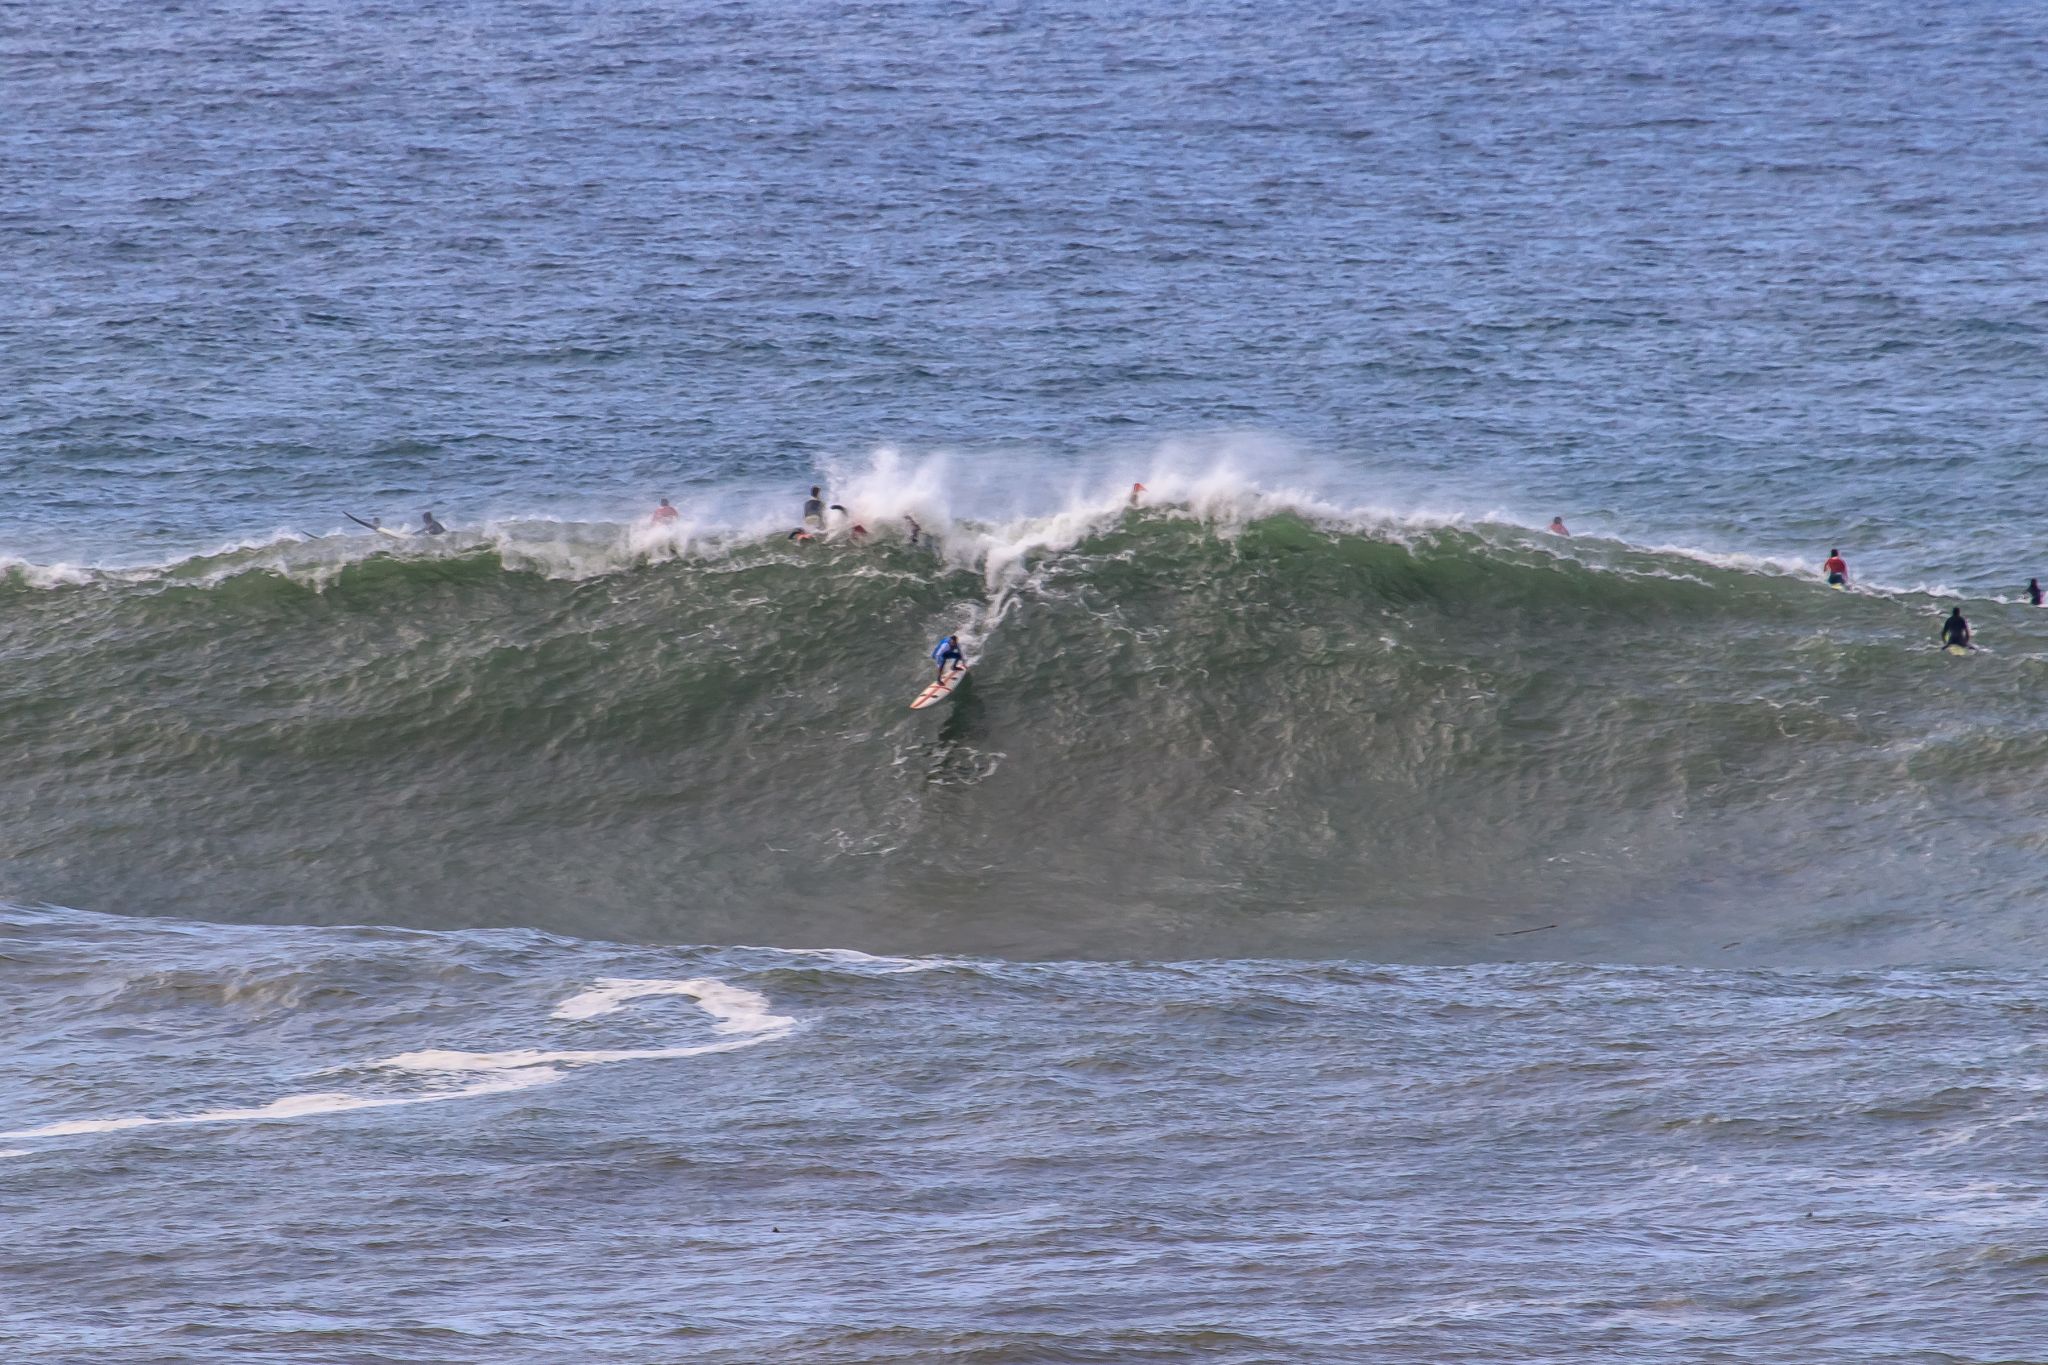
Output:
[[2028, 579, 2043, 606], [420, 511, 446, 536], [1942, 607, 1971, 650], [802, 487, 826, 529], [905, 515, 922, 546]]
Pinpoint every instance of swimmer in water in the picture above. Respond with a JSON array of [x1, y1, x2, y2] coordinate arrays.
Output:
[[1548, 516, 1570, 536], [1823, 549, 1848, 587]]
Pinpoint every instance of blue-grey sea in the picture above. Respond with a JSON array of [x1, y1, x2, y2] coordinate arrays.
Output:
[[5, 0, 2048, 1359]]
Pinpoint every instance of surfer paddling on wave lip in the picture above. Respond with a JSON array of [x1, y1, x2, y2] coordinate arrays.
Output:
[[932, 632, 966, 682], [1548, 516, 1569, 536], [651, 497, 678, 524]]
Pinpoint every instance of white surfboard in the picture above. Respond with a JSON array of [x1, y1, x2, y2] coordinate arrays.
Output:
[[910, 665, 968, 710], [346, 512, 410, 539]]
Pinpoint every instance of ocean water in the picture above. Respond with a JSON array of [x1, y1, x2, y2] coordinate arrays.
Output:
[[5, 0, 2048, 1358]]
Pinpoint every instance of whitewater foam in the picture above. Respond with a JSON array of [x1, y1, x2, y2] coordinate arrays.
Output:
[[0, 445, 2009, 604], [0, 1070, 555, 1141], [0, 555, 98, 589], [0, 975, 794, 1145], [764, 946, 956, 973], [550, 975, 793, 1031]]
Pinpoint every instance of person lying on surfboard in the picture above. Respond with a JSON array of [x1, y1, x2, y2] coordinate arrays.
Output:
[[1548, 516, 1570, 536], [1942, 607, 1971, 650], [1823, 549, 1848, 587], [931, 633, 966, 681], [420, 511, 446, 536]]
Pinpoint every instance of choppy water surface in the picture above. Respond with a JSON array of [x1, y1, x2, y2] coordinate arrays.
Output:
[[6, 0, 2047, 585], [6, 907, 2047, 1362], [5, 0, 2048, 1357]]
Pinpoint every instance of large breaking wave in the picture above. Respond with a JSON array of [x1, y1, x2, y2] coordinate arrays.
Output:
[[5, 461, 2046, 966]]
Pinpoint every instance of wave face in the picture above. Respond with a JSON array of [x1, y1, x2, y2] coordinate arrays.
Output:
[[5, 491, 2046, 965]]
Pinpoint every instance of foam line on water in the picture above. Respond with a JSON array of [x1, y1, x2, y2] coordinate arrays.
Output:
[[0, 1070, 555, 1141], [751, 946, 954, 974], [0, 975, 791, 1146]]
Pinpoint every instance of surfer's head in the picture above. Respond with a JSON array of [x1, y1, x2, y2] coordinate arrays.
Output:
[[810, 485, 821, 497]]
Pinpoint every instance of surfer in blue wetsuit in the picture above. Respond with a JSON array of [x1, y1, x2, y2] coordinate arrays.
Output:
[[420, 511, 446, 536], [1942, 607, 1971, 650], [931, 633, 965, 681]]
